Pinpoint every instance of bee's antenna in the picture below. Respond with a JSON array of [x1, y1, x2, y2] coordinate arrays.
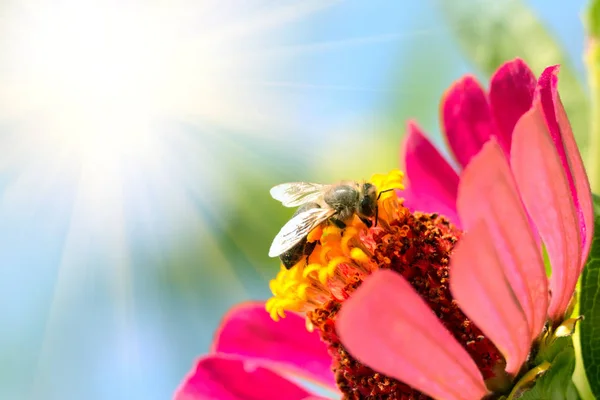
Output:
[[376, 188, 395, 201], [374, 188, 396, 227]]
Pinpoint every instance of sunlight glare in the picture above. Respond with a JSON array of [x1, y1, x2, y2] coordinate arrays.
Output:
[[6, 2, 184, 212], [0, 0, 335, 223]]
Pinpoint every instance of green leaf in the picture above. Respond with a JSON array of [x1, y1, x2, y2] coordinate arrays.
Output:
[[433, 0, 590, 155], [580, 194, 600, 397], [519, 345, 580, 400]]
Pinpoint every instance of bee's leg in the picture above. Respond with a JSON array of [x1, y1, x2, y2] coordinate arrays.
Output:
[[374, 189, 395, 228], [330, 217, 346, 229], [304, 241, 317, 266], [359, 216, 373, 228]]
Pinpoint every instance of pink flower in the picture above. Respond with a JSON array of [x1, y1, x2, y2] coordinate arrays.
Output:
[[336, 63, 594, 399], [174, 302, 339, 400], [401, 58, 539, 226], [174, 60, 594, 399]]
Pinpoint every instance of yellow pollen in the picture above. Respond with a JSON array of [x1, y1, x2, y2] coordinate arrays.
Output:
[[341, 228, 359, 254], [350, 247, 369, 263], [296, 283, 311, 300], [302, 263, 323, 277], [266, 169, 405, 320]]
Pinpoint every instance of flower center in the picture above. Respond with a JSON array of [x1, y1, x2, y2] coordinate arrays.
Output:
[[266, 171, 504, 398]]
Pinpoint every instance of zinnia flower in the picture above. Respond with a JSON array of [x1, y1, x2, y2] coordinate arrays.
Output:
[[401, 58, 539, 226], [336, 65, 594, 398], [174, 60, 594, 399]]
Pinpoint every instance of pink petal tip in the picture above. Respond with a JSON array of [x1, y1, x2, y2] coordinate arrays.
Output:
[[400, 121, 460, 224], [212, 302, 335, 388], [441, 75, 497, 168], [174, 355, 316, 400]]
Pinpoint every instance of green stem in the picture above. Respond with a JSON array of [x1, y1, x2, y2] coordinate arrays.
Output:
[[506, 362, 550, 400]]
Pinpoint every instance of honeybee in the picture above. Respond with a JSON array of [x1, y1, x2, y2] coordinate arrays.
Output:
[[268, 181, 383, 269]]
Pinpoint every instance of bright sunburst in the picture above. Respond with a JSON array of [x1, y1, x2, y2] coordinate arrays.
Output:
[[0, 0, 336, 217], [0, 0, 340, 397]]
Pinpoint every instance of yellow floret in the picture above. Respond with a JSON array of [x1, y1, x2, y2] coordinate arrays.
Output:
[[370, 169, 405, 201]]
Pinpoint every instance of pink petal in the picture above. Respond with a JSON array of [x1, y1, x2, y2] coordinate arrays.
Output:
[[511, 104, 582, 321], [400, 121, 460, 224], [174, 355, 317, 400], [337, 269, 488, 400], [212, 302, 335, 388], [450, 220, 531, 375], [554, 95, 594, 261], [442, 75, 498, 167], [401, 188, 461, 226], [489, 58, 536, 153], [536, 66, 594, 262], [457, 140, 548, 342]]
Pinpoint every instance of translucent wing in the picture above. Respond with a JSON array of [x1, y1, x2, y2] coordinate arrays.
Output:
[[270, 182, 329, 207], [269, 207, 336, 257]]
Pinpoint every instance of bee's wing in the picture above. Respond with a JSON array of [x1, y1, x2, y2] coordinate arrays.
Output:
[[268, 207, 336, 257], [270, 182, 329, 207]]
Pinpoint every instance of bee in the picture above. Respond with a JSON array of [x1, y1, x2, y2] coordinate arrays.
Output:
[[268, 180, 384, 269]]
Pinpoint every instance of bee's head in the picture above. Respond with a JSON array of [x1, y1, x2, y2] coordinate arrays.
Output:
[[358, 182, 377, 218]]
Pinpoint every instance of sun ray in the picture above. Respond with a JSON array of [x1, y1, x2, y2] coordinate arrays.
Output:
[[249, 28, 453, 58], [244, 81, 399, 92]]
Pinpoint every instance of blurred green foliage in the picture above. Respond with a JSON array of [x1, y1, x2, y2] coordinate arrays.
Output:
[[585, 0, 600, 38], [580, 194, 600, 399]]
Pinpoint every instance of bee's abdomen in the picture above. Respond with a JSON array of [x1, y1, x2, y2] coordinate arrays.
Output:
[[280, 239, 308, 269], [279, 202, 322, 269], [280, 239, 317, 269]]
